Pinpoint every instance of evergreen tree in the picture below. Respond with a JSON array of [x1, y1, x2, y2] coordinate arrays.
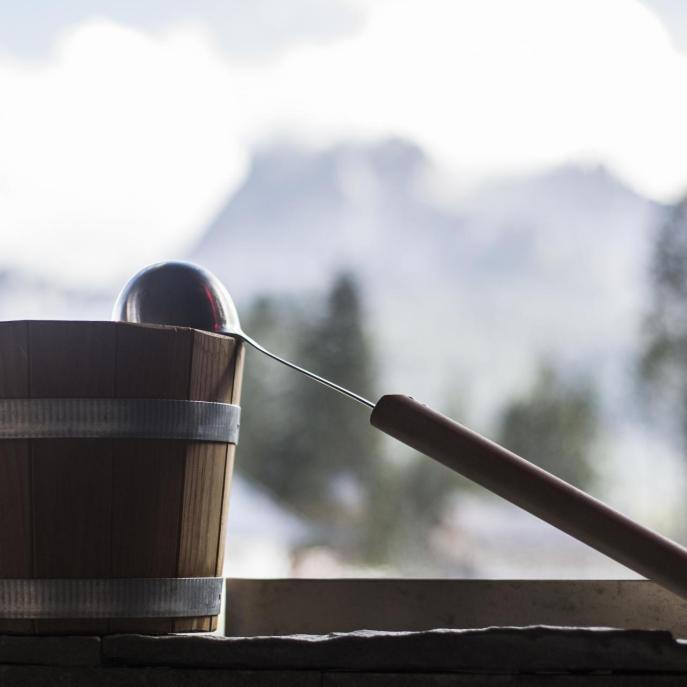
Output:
[[289, 272, 380, 527], [235, 295, 307, 495], [237, 273, 380, 535], [641, 199, 687, 432], [640, 199, 687, 540], [496, 364, 599, 489], [236, 273, 463, 566]]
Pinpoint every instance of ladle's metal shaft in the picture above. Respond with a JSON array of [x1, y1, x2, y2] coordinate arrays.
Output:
[[226, 330, 375, 409]]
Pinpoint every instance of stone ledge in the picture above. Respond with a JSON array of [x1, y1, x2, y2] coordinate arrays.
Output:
[[0, 666, 321, 687], [323, 675, 687, 686], [0, 666, 684, 686], [102, 627, 687, 673], [0, 635, 101, 667], [2, 627, 687, 675]]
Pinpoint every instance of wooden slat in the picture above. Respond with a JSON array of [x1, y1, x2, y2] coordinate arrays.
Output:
[[174, 332, 241, 632], [109, 323, 193, 634], [215, 342, 245, 574], [0, 321, 32, 634], [209, 343, 245, 632], [29, 321, 116, 634]]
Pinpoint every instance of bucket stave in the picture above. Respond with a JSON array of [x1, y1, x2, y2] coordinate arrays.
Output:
[[0, 320, 243, 634]]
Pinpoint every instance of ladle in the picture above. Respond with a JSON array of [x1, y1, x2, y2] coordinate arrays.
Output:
[[113, 261, 374, 408], [114, 261, 687, 603]]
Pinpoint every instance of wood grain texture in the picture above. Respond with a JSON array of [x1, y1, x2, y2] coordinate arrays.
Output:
[[174, 332, 242, 632], [0, 321, 32, 633], [215, 342, 245, 575], [109, 324, 193, 634], [29, 321, 117, 634], [207, 342, 244, 633]]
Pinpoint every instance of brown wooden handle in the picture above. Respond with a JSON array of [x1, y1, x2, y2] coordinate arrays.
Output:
[[371, 394, 687, 601]]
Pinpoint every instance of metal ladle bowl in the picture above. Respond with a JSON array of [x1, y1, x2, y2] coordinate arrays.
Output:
[[113, 261, 240, 333], [113, 261, 374, 407]]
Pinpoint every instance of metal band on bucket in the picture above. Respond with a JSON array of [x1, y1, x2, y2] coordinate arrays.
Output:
[[0, 577, 223, 619], [0, 398, 240, 444]]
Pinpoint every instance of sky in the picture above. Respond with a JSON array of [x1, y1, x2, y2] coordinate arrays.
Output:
[[0, 0, 686, 286]]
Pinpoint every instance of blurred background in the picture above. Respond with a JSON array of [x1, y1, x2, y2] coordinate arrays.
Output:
[[2, 0, 687, 579]]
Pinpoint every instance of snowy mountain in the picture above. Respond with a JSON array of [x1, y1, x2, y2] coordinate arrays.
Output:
[[190, 139, 662, 428], [0, 268, 112, 321], [190, 139, 456, 297]]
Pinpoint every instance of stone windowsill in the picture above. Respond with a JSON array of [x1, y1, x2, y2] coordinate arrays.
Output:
[[1, 627, 687, 684]]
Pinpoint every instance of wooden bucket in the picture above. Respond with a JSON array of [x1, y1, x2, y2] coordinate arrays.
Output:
[[0, 320, 244, 634]]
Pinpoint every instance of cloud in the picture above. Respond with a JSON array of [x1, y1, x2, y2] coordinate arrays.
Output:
[[241, 0, 687, 200], [641, 0, 687, 56], [0, 0, 362, 62], [0, 0, 686, 286], [0, 21, 250, 285]]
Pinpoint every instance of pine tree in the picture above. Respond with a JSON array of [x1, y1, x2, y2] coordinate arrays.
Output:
[[289, 272, 380, 528], [235, 295, 307, 497], [236, 274, 462, 566], [237, 274, 380, 536], [641, 199, 687, 425], [496, 363, 599, 489], [640, 199, 687, 538]]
